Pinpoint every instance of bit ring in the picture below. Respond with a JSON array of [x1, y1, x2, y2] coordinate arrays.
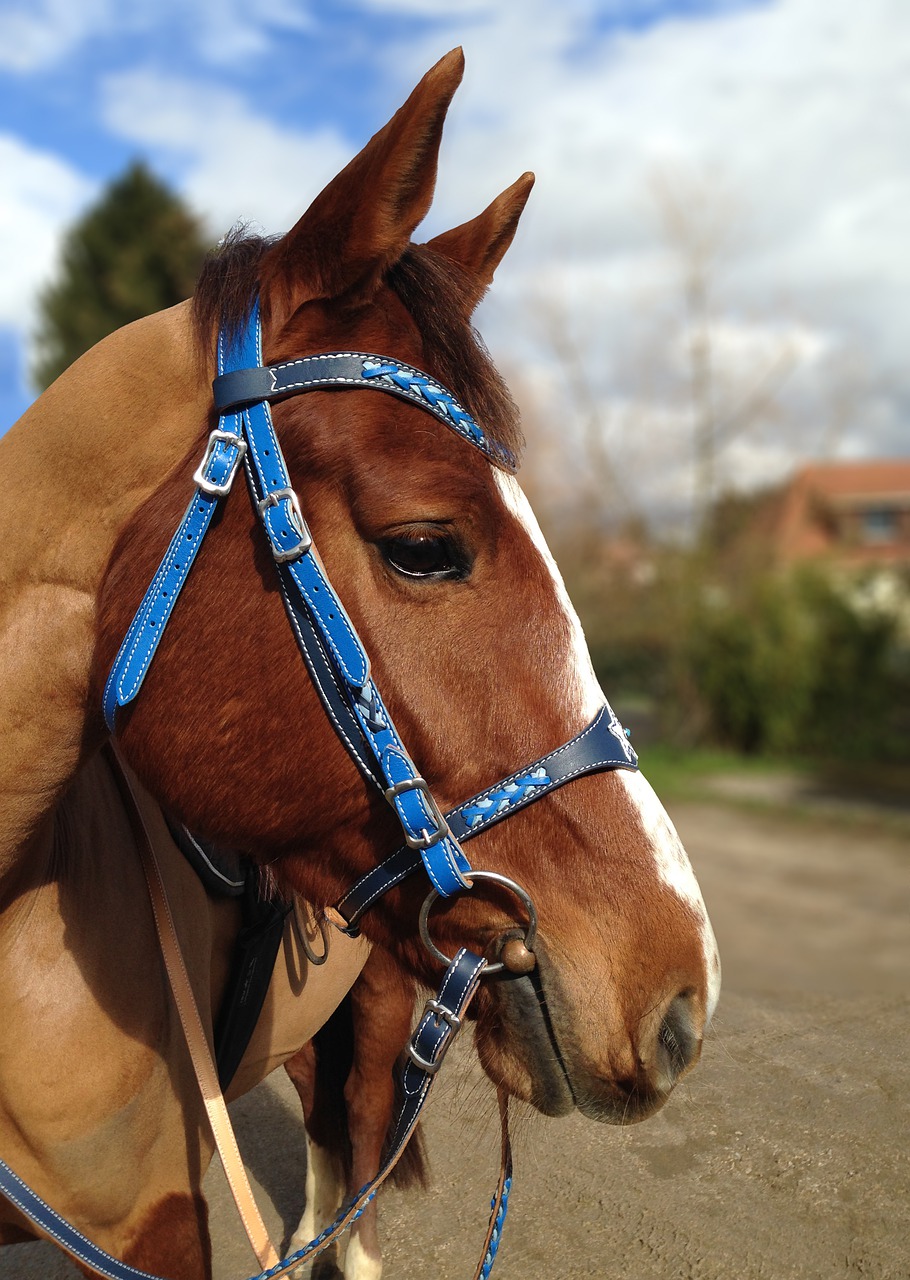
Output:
[[418, 870, 538, 977]]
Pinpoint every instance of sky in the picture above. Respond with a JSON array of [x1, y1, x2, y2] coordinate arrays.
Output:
[[1, 0, 908, 522]]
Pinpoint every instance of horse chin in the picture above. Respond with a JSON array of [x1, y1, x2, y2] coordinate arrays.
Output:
[[474, 968, 576, 1118], [475, 939, 679, 1127]]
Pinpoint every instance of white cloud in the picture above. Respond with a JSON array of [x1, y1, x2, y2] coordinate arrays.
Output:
[[376, 0, 910, 503], [0, 0, 316, 73], [0, 0, 108, 73], [100, 70, 351, 233], [3, 0, 908, 502], [0, 135, 94, 328]]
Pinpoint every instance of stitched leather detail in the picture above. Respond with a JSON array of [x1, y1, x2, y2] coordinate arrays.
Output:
[[335, 704, 638, 931], [460, 768, 552, 829], [213, 352, 517, 472]]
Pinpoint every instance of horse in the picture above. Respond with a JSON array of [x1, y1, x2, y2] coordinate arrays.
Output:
[[0, 47, 720, 1280]]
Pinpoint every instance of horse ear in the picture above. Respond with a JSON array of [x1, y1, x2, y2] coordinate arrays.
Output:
[[425, 172, 535, 311], [260, 48, 465, 331]]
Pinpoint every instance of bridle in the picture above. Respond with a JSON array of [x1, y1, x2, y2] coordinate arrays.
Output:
[[103, 295, 639, 946], [104, 297, 640, 1276], [0, 297, 641, 1280]]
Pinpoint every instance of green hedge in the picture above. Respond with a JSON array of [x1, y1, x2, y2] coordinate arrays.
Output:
[[685, 567, 909, 759], [581, 560, 910, 762]]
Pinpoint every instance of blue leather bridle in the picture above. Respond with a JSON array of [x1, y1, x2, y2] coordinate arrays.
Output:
[[0, 298, 642, 1280], [103, 296, 638, 922]]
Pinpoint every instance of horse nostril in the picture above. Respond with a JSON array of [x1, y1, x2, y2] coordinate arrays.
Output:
[[658, 992, 701, 1084]]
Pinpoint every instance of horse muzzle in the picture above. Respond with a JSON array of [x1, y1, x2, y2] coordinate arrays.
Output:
[[475, 935, 707, 1125]]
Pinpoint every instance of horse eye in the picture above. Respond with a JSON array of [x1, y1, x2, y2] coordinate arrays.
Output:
[[379, 533, 466, 580]]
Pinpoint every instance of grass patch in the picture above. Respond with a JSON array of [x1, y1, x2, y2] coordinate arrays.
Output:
[[635, 744, 809, 801], [636, 743, 910, 838]]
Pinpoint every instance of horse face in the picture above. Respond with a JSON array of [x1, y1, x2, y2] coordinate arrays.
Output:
[[95, 49, 719, 1123], [272, 321, 720, 1122]]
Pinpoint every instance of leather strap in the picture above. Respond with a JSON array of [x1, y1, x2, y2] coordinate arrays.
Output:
[[473, 1091, 512, 1280], [212, 352, 517, 471], [0, 944, 494, 1280], [107, 746, 281, 1272], [230, 304, 473, 899], [335, 703, 637, 934], [102, 427, 246, 731]]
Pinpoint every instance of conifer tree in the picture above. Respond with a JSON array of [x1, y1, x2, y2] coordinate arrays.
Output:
[[33, 161, 209, 390]]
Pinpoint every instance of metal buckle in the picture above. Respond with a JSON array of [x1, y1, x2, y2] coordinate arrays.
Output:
[[257, 487, 312, 563], [193, 429, 247, 497], [424, 998, 461, 1032], [384, 775, 450, 850], [406, 999, 462, 1074], [384, 775, 428, 801], [407, 1043, 444, 1074], [418, 870, 539, 977]]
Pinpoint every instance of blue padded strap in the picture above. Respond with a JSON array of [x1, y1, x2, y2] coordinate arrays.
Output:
[[228, 303, 471, 897], [213, 353, 517, 472], [334, 703, 638, 933], [229, 313, 370, 690], [102, 420, 246, 730]]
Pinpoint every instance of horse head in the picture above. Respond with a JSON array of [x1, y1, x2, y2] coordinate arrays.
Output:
[[93, 49, 719, 1127]]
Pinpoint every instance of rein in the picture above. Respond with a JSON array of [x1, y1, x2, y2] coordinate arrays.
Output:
[[2, 298, 639, 1279]]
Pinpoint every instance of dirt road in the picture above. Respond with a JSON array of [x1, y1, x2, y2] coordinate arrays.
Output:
[[3, 800, 908, 1279]]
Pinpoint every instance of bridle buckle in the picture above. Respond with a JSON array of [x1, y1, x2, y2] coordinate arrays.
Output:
[[193, 429, 247, 497], [406, 997, 464, 1074], [384, 775, 450, 850], [258, 487, 312, 563]]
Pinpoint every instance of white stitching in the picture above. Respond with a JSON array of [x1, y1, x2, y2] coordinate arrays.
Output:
[[0, 1167, 154, 1279], [274, 575, 375, 779]]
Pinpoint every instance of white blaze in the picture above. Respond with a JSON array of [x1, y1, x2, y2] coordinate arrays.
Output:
[[618, 770, 722, 1021], [493, 470, 720, 1020], [493, 471, 603, 719]]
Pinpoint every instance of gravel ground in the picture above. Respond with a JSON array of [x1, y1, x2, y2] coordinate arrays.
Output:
[[3, 799, 908, 1280]]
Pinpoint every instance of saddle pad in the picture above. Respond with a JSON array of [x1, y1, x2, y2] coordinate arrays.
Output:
[[163, 813, 290, 1089], [164, 814, 246, 897]]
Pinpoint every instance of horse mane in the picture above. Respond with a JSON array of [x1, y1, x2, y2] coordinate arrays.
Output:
[[192, 229, 524, 466]]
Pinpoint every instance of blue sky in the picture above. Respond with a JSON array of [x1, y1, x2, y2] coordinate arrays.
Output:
[[1, 0, 907, 514]]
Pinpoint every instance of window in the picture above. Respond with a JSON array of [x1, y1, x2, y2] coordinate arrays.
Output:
[[861, 508, 897, 544]]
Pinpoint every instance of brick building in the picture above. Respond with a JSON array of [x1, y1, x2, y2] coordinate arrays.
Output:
[[763, 460, 910, 567]]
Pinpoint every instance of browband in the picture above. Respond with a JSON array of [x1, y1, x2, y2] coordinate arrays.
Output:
[[213, 352, 518, 471]]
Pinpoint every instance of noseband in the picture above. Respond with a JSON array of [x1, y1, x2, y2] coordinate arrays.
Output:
[[104, 297, 638, 953]]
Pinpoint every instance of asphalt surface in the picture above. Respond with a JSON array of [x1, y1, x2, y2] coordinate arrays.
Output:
[[2, 798, 908, 1279]]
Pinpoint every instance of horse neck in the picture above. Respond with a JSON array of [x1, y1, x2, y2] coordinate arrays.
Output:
[[0, 302, 212, 869]]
